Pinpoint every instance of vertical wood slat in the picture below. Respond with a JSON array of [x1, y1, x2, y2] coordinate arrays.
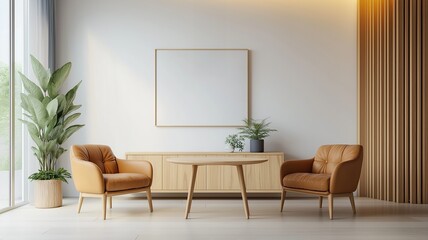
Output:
[[381, 0, 385, 199], [395, 1, 405, 202], [423, 0, 428, 204], [376, 0, 380, 199], [369, 2, 376, 197], [357, 0, 367, 197], [416, 0, 421, 203], [409, 0, 417, 204], [369, 0, 373, 198], [381, 0, 384, 200], [391, 0, 397, 202], [358, 0, 427, 204], [403, 0, 409, 203], [382, 0, 387, 200], [386, 0, 392, 201], [383, 0, 388, 201]]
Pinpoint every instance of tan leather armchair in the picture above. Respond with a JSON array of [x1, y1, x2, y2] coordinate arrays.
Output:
[[70, 145, 153, 220], [280, 144, 363, 219]]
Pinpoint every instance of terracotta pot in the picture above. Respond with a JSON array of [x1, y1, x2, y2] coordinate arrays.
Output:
[[34, 179, 62, 208]]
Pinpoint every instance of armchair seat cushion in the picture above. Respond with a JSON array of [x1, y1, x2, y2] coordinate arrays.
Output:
[[103, 173, 151, 192], [283, 173, 331, 192]]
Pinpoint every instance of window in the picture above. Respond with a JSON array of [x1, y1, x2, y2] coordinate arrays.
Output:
[[0, 0, 27, 213], [0, 0, 12, 211]]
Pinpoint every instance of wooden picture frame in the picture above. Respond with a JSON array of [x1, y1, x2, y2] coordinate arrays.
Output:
[[155, 49, 249, 127]]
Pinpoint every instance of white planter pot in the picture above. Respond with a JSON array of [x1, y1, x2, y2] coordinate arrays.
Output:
[[34, 180, 62, 208]]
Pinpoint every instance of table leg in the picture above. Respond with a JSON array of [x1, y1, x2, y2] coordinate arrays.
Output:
[[236, 165, 249, 219], [185, 165, 198, 219]]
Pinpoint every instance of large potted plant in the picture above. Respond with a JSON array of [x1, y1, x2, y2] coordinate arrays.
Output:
[[19, 55, 83, 208], [238, 118, 276, 152]]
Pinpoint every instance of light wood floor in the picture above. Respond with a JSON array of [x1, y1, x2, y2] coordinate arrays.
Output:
[[0, 197, 427, 240]]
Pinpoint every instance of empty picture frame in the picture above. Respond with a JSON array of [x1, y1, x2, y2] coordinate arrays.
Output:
[[155, 49, 249, 127]]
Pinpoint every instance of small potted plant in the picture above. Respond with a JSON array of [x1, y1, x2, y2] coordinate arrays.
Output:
[[225, 134, 245, 152], [238, 118, 277, 152]]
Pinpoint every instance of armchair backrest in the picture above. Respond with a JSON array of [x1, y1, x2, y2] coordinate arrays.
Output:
[[312, 145, 362, 174], [71, 145, 119, 174]]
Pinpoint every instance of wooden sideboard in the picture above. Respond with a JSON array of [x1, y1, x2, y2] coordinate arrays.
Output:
[[125, 152, 284, 193]]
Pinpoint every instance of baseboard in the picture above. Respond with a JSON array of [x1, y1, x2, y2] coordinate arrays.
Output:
[[127, 192, 314, 199], [64, 192, 357, 199]]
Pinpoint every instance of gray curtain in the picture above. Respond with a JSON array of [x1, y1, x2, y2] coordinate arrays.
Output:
[[29, 0, 55, 71]]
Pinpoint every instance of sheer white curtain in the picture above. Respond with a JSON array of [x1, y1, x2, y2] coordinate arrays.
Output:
[[27, 0, 55, 202]]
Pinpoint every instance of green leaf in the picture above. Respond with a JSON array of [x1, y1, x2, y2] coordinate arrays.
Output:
[[46, 115, 57, 134], [30, 55, 50, 91], [42, 96, 52, 107], [63, 81, 82, 115], [59, 124, 84, 144], [64, 104, 81, 115], [46, 140, 57, 154], [19, 119, 39, 137], [31, 146, 43, 165], [65, 80, 81, 105], [47, 62, 72, 98], [20, 94, 36, 116], [47, 125, 63, 141], [18, 72, 44, 101], [20, 98, 30, 113], [63, 113, 81, 127], [39, 141, 48, 153], [28, 96, 49, 128], [56, 94, 67, 114], [55, 147, 66, 160], [46, 98, 58, 118], [29, 132, 44, 151], [22, 113, 38, 126]]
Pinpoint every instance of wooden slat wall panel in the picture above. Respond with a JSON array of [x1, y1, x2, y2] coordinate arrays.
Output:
[[358, 0, 427, 203], [423, 0, 428, 204]]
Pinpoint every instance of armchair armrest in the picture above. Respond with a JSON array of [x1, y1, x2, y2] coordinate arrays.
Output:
[[117, 159, 153, 186], [280, 158, 314, 185], [330, 159, 363, 194], [70, 158, 105, 194]]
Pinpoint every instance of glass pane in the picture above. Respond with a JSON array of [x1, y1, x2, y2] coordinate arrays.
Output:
[[14, 0, 25, 203], [0, 0, 11, 209]]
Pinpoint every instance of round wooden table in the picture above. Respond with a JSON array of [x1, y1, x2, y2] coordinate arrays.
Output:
[[167, 157, 268, 219]]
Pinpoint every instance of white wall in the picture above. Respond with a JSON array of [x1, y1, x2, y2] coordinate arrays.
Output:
[[55, 0, 357, 197]]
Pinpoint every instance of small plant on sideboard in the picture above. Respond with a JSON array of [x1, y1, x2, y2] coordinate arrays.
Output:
[[238, 118, 277, 152], [225, 134, 245, 152]]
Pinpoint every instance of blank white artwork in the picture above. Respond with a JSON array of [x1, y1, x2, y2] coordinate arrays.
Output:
[[155, 49, 248, 126]]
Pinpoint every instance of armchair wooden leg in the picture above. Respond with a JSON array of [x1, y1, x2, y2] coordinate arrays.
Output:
[[102, 195, 107, 220], [319, 196, 323, 208], [109, 196, 112, 209], [147, 188, 153, 213], [77, 193, 84, 213], [280, 190, 286, 212], [349, 193, 356, 214], [328, 194, 333, 220]]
